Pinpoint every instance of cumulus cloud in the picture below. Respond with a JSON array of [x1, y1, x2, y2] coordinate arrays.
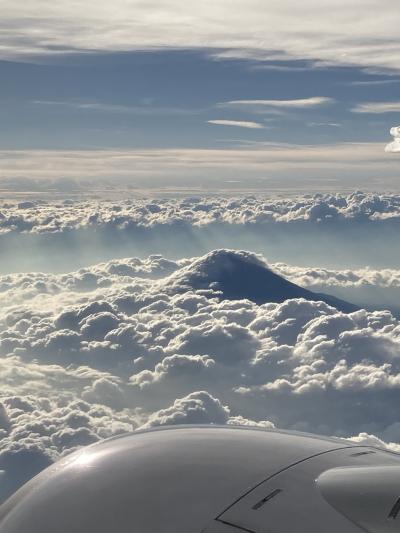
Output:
[[3, 244, 400, 501], [207, 119, 265, 129], [0, 393, 137, 502], [1, 192, 400, 237], [390, 126, 400, 138], [140, 391, 230, 428], [273, 263, 400, 290], [1, 188, 400, 359], [140, 390, 275, 430], [385, 125, 400, 153], [2, 249, 400, 430], [3, 192, 400, 277], [348, 433, 400, 454], [271, 262, 400, 313]]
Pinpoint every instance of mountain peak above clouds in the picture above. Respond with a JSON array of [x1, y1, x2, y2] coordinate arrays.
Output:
[[166, 249, 358, 313]]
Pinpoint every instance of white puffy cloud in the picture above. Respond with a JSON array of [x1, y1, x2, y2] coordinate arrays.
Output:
[[273, 263, 400, 290], [390, 126, 400, 138], [140, 391, 276, 430], [385, 125, 400, 153], [7, 192, 400, 503], [140, 391, 230, 428], [4, 194, 400, 311], [387, 141, 400, 153], [1, 192, 400, 238], [1, 249, 400, 426], [0, 393, 137, 502], [3, 246, 400, 502], [271, 263, 400, 313], [348, 433, 400, 454]]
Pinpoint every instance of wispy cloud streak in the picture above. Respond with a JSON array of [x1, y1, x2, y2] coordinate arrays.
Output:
[[33, 100, 200, 116], [352, 102, 400, 114], [220, 97, 335, 109], [207, 119, 265, 129]]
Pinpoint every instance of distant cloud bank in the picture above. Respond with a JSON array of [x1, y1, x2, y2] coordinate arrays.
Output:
[[0, 143, 397, 188], [1, 192, 400, 235]]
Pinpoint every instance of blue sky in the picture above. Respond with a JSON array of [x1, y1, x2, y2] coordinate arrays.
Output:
[[0, 0, 399, 190], [2, 51, 400, 150]]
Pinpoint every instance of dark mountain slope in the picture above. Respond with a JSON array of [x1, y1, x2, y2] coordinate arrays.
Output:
[[166, 250, 358, 313]]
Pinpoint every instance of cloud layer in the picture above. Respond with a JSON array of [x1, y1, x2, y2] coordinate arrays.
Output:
[[1, 1, 400, 72], [0, 144, 397, 189], [2, 191, 400, 235], [3, 192, 400, 277], [2, 247, 400, 501]]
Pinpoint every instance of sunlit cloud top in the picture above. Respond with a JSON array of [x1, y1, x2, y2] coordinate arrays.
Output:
[[385, 126, 400, 153]]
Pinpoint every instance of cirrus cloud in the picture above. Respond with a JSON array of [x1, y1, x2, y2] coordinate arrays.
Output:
[[1, 1, 400, 73], [0, 144, 398, 189], [352, 102, 400, 114], [207, 119, 265, 129], [219, 96, 335, 111]]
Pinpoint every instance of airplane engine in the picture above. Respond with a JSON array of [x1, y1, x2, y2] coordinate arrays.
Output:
[[1, 425, 400, 533]]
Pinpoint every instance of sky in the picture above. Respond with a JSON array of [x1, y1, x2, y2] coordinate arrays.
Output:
[[0, 0, 399, 191], [3, 0, 400, 513]]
